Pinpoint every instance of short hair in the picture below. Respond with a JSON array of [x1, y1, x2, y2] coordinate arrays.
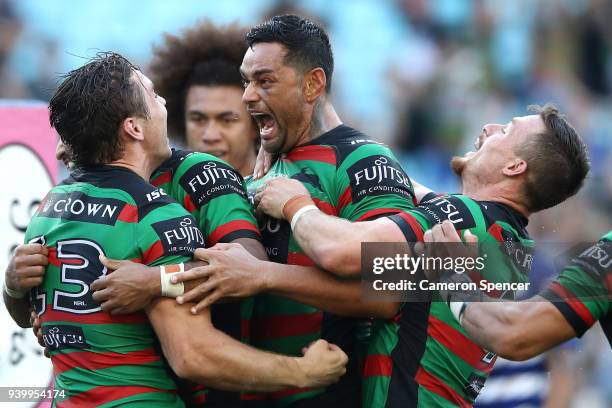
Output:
[[150, 21, 248, 143], [49, 52, 148, 167], [515, 104, 590, 212], [246, 14, 334, 92]]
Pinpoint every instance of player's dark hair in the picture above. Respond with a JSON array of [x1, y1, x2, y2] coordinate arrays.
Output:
[[49, 52, 148, 167], [246, 14, 334, 92], [150, 21, 248, 143], [515, 104, 590, 212]]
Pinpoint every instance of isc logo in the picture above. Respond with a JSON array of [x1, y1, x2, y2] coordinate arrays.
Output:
[[146, 189, 167, 202]]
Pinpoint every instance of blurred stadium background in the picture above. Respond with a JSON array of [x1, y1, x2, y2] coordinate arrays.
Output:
[[1, 0, 610, 406]]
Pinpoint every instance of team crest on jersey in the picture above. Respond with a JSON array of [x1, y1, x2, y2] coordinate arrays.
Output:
[[179, 160, 246, 208], [39, 192, 125, 225], [152, 215, 205, 255], [347, 155, 413, 204]]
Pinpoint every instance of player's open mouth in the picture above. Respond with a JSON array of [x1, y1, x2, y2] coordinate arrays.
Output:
[[251, 112, 277, 139]]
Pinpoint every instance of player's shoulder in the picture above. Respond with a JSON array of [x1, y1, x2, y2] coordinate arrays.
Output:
[[325, 125, 397, 164]]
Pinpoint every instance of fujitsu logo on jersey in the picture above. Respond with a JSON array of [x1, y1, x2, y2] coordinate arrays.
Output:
[[152, 215, 205, 255], [353, 157, 411, 189], [424, 196, 464, 224], [180, 160, 246, 207], [39, 192, 124, 225], [163, 217, 204, 246], [347, 155, 414, 204], [186, 161, 241, 192]]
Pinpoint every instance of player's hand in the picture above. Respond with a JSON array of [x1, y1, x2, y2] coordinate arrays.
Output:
[[90, 256, 159, 314], [254, 177, 311, 220], [30, 310, 50, 358], [172, 243, 267, 314], [296, 339, 348, 388], [415, 221, 478, 281], [252, 146, 276, 180], [5, 244, 48, 294]]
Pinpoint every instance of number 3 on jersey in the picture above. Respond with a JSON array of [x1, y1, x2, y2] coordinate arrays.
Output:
[[34, 239, 108, 315]]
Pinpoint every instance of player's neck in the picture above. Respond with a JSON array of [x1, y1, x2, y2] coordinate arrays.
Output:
[[108, 148, 161, 181], [462, 183, 531, 218], [294, 100, 342, 148]]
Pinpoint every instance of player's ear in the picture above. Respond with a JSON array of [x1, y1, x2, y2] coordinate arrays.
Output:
[[121, 116, 145, 142], [502, 158, 527, 177], [303, 67, 326, 103]]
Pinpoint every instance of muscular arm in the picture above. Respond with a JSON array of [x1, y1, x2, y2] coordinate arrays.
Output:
[[175, 244, 399, 318], [260, 262, 399, 318], [3, 291, 31, 328], [460, 297, 576, 361], [146, 298, 343, 391], [292, 212, 405, 277]]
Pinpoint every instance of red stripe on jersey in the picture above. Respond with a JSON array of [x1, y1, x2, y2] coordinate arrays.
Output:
[[487, 224, 504, 242], [313, 198, 337, 216], [250, 312, 323, 340], [394, 212, 424, 242], [337, 187, 352, 212], [207, 220, 260, 246], [151, 171, 172, 187], [47, 248, 84, 267], [193, 392, 207, 404], [117, 203, 138, 223], [52, 348, 160, 375], [285, 145, 336, 165], [415, 367, 471, 408], [57, 385, 173, 408], [363, 354, 393, 377], [287, 252, 315, 266], [183, 194, 197, 213], [549, 281, 596, 327], [142, 240, 165, 264], [356, 208, 402, 222], [428, 315, 495, 373], [41, 309, 147, 325]]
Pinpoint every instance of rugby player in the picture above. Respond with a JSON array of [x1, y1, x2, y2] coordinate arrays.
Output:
[[422, 222, 610, 356], [172, 105, 589, 407], [2, 52, 347, 406], [150, 20, 258, 177], [236, 15, 418, 408]]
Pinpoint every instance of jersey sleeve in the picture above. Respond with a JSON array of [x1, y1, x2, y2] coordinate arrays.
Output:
[[173, 154, 261, 247], [135, 199, 204, 266], [333, 143, 416, 222], [540, 234, 611, 337]]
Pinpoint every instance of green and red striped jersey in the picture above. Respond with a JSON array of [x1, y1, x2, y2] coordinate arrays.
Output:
[[28, 165, 205, 407], [151, 149, 261, 407], [364, 192, 534, 408], [541, 230, 611, 345], [246, 125, 416, 407]]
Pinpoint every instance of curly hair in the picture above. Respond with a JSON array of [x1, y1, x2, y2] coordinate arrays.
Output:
[[49, 52, 148, 166], [150, 20, 248, 143]]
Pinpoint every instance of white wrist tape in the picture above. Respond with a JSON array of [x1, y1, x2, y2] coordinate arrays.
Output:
[[160, 264, 185, 298], [290, 205, 318, 230], [3, 282, 27, 299], [449, 301, 467, 325]]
